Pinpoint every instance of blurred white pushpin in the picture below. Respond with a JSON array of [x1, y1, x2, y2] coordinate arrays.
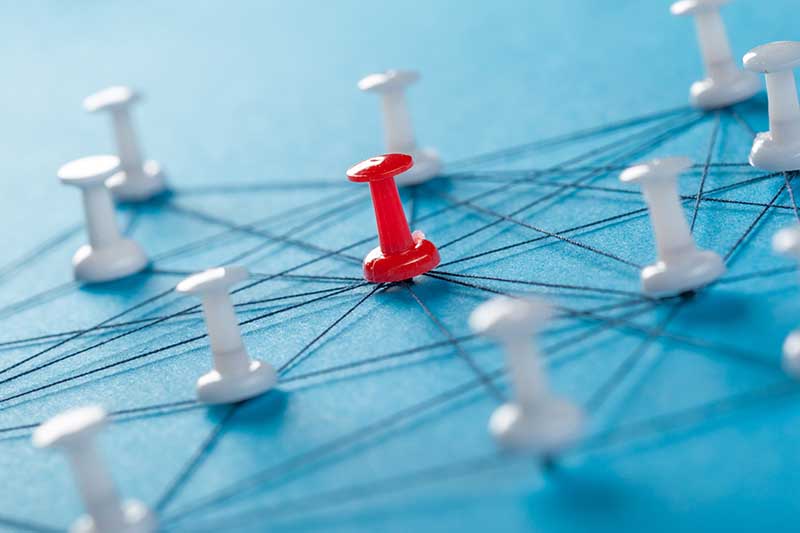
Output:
[[772, 226, 800, 378], [743, 41, 800, 171], [621, 157, 725, 297], [84, 86, 167, 202], [671, 0, 760, 110], [176, 266, 277, 404], [358, 70, 441, 186], [58, 155, 149, 283], [469, 296, 583, 454], [33, 406, 156, 533]]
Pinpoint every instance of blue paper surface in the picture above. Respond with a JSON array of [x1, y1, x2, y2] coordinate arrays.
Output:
[[1, 1, 799, 531]]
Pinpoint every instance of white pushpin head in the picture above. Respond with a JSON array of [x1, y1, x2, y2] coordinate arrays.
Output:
[[58, 156, 149, 283], [670, 0, 760, 110], [621, 157, 725, 297], [84, 86, 167, 202], [619, 156, 694, 185], [33, 406, 156, 533], [469, 296, 551, 341], [33, 405, 107, 450], [358, 69, 441, 186], [470, 297, 583, 454], [744, 41, 800, 171], [358, 69, 420, 93], [670, 0, 728, 13], [177, 267, 276, 405], [743, 41, 800, 73], [59, 155, 122, 188], [772, 226, 800, 379], [83, 86, 140, 113], [175, 265, 249, 295]]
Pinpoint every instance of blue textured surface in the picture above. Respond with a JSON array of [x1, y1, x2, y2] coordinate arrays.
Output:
[[1, 1, 799, 531]]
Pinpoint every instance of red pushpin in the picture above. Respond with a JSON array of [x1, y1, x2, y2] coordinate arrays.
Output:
[[347, 153, 440, 282]]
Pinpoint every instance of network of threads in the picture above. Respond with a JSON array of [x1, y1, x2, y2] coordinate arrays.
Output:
[[0, 100, 798, 532]]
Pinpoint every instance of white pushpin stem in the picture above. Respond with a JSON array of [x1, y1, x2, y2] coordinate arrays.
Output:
[[380, 90, 416, 154], [693, 9, 736, 79], [65, 442, 126, 531], [82, 185, 122, 250], [199, 290, 251, 376], [639, 178, 695, 262], [110, 108, 144, 175], [766, 71, 800, 142], [501, 335, 548, 408]]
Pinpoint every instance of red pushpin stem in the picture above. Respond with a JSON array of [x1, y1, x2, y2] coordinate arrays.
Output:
[[348, 154, 415, 254]]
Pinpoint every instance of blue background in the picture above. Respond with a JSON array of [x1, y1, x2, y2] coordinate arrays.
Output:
[[0, 1, 799, 531]]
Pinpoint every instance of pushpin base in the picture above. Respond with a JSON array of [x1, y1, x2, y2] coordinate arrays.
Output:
[[783, 330, 800, 379], [196, 359, 277, 405], [73, 240, 149, 283], [363, 231, 440, 283], [394, 148, 441, 186], [107, 161, 167, 202], [748, 132, 800, 172], [71, 499, 155, 533], [689, 71, 760, 110], [489, 399, 583, 454], [641, 249, 725, 297]]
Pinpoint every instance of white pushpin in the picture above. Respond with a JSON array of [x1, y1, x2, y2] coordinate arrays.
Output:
[[176, 266, 277, 404], [358, 70, 441, 186], [84, 86, 167, 202], [743, 41, 800, 172], [469, 296, 583, 454], [32, 406, 156, 533], [58, 155, 149, 283], [772, 226, 800, 378], [621, 157, 725, 297], [670, 0, 760, 110]]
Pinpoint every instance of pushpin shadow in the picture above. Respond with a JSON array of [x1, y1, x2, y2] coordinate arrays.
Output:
[[675, 289, 749, 326], [206, 388, 289, 429], [78, 267, 153, 294], [116, 187, 175, 209], [732, 92, 768, 115], [526, 467, 639, 523]]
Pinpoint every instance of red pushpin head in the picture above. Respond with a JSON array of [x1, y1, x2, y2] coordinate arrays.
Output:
[[348, 153, 440, 283], [347, 153, 413, 183]]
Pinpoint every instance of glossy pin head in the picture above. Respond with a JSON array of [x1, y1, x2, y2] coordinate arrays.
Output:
[[671, 0, 759, 110], [469, 297, 551, 341], [347, 154, 414, 183], [58, 155, 121, 187], [744, 42, 800, 171], [33, 406, 106, 450], [670, 0, 729, 16], [348, 154, 440, 282], [83, 86, 140, 113], [175, 266, 249, 295], [620, 156, 693, 184], [744, 41, 800, 72], [358, 70, 420, 93]]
